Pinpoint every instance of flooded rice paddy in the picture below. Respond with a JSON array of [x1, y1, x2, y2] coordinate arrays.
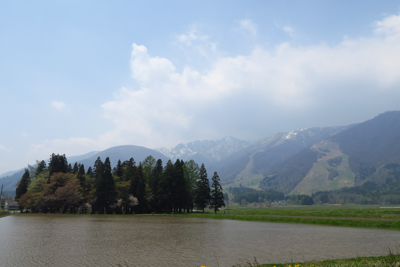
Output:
[[0, 214, 399, 267]]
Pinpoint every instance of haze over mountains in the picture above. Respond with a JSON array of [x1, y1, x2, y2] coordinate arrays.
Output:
[[2, 111, 400, 197]]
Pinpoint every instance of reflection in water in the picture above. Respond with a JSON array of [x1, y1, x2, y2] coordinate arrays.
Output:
[[0, 215, 399, 267]]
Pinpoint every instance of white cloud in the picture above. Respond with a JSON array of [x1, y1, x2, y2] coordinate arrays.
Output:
[[177, 30, 209, 46], [51, 101, 66, 110], [101, 13, 400, 148], [374, 14, 400, 35], [238, 19, 257, 36], [0, 144, 7, 151], [27, 12, 400, 156], [176, 28, 217, 58], [283, 26, 295, 37], [27, 137, 105, 163]]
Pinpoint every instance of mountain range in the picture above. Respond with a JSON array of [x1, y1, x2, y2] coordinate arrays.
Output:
[[2, 110, 400, 198]]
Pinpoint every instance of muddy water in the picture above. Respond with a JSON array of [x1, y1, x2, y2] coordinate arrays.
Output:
[[0, 214, 399, 267]]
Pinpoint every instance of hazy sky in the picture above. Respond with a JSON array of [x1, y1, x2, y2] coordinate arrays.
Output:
[[1, 1, 400, 174]]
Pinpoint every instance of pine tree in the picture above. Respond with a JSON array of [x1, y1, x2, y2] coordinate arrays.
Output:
[[48, 154, 68, 176], [158, 160, 174, 213], [173, 159, 187, 213], [130, 163, 147, 213], [77, 164, 85, 186], [209, 172, 225, 213], [94, 157, 117, 214], [194, 164, 210, 212], [113, 159, 123, 181], [150, 159, 163, 211], [72, 162, 79, 174], [15, 169, 30, 203], [35, 160, 47, 177], [86, 166, 93, 177]]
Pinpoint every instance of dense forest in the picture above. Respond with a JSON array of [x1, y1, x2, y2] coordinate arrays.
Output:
[[15, 154, 225, 214]]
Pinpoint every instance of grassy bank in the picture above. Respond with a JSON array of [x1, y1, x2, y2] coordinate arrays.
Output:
[[186, 213, 400, 229], [234, 253, 400, 266], [0, 212, 11, 219], [185, 205, 400, 229], [221, 205, 400, 219]]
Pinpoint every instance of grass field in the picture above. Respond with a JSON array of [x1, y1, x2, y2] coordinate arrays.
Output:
[[186, 205, 400, 229], [233, 253, 400, 266]]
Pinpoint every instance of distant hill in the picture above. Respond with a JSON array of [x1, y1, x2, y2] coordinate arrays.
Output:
[[214, 126, 349, 188], [0, 170, 25, 192], [156, 136, 250, 168], [75, 145, 169, 169], [260, 111, 400, 195]]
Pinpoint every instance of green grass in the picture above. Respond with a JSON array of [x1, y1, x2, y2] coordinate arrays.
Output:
[[233, 254, 400, 266], [220, 205, 400, 219], [185, 205, 400, 229], [186, 213, 400, 229], [0, 212, 11, 219]]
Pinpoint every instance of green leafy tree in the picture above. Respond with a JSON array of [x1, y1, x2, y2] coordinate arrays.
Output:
[[183, 160, 200, 212], [209, 172, 225, 213], [42, 172, 83, 213], [194, 164, 210, 212]]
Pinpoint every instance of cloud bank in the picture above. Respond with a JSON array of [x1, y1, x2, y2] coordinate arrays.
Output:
[[101, 13, 400, 148], [27, 13, 400, 161]]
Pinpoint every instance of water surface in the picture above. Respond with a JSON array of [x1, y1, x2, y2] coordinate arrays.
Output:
[[0, 214, 399, 267]]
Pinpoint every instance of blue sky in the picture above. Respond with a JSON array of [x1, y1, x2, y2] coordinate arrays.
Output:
[[1, 1, 400, 174]]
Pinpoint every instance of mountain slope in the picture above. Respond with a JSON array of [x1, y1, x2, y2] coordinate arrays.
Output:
[[156, 136, 250, 167], [261, 111, 400, 195], [214, 126, 349, 187], [76, 145, 169, 169]]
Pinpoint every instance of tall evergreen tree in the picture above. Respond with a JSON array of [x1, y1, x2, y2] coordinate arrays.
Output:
[[77, 164, 85, 186], [15, 169, 30, 203], [130, 163, 147, 213], [94, 157, 117, 214], [48, 154, 68, 176], [35, 160, 47, 177], [194, 164, 211, 212], [158, 160, 174, 213], [150, 159, 163, 211], [72, 162, 79, 174], [209, 172, 225, 213], [86, 166, 93, 177], [173, 159, 188, 213], [114, 159, 123, 181], [93, 157, 103, 179]]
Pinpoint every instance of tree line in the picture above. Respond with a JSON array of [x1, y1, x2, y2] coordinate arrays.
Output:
[[15, 154, 225, 214]]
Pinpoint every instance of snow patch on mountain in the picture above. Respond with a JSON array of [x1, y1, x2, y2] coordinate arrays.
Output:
[[156, 136, 251, 164]]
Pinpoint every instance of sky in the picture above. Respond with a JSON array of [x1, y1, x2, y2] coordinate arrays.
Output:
[[1, 1, 400, 175]]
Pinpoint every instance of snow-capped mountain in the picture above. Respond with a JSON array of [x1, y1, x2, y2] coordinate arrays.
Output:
[[156, 136, 251, 167]]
